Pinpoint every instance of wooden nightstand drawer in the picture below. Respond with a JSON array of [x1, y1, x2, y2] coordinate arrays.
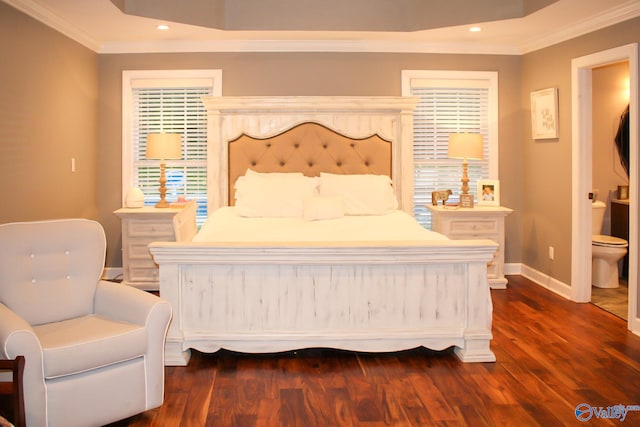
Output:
[[127, 242, 158, 259], [128, 257, 158, 269], [127, 220, 174, 237], [127, 265, 159, 283], [449, 219, 498, 235]]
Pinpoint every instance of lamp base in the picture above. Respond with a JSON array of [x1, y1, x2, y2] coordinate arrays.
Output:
[[155, 161, 170, 208], [460, 193, 474, 208], [155, 198, 171, 208]]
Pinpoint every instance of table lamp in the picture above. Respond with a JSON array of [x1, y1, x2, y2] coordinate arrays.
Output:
[[146, 133, 182, 208], [448, 133, 483, 206]]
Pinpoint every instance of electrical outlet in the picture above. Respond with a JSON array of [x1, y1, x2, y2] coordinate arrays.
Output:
[[548, 246, 554, 260]]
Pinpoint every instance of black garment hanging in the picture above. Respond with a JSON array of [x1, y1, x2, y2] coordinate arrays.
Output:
[[614, 104, 630, 175]]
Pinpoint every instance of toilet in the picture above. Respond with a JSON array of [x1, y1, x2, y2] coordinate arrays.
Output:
[[592, 200, 628, 288]]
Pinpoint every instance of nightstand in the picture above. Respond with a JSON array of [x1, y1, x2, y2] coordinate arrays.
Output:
[[427, 205, 513, 289], [114, 203, 195, 290]]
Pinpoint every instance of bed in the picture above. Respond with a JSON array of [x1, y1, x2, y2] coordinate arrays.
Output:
[[149, 96, 498, 366]]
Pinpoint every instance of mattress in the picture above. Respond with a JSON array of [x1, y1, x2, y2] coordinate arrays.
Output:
[[193, 207, 447, 243]]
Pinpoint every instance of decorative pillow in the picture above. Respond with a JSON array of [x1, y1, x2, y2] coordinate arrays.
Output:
[[303, 195, 345, 221], [318, 172, 398, 215], [235, 172, 319, 217]]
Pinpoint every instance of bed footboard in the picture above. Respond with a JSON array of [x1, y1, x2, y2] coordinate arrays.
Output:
[[149, 240, 498, 365]]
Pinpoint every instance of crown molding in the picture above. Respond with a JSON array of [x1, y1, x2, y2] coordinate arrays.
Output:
[[98, 39, 523, 55], [5, 0, 639, 55], [3, 0, 100, 51], [518, 0, 640, 53]]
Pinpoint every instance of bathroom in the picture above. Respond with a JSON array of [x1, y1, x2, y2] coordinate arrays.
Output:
[[591, 60, 630, 320]]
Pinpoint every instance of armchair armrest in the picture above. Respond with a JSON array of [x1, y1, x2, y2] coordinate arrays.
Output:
[[94, 280, 171, 327], [0, 303, 47, 427], [0, 304, 41, 362]]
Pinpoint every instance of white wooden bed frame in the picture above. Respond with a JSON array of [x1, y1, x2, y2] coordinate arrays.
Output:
[[149, 97, 498, 366]]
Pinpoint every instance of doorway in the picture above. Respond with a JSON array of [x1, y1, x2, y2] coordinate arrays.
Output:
[[590, 62, 630, 320], [571, 44, 638, 333]]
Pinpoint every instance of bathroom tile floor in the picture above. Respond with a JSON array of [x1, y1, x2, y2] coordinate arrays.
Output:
[[591, 279, 628, 320]]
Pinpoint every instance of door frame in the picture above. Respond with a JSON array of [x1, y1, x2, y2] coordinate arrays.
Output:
[[571, 43, 638, 333]]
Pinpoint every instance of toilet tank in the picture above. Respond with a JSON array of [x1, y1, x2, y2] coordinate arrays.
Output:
[[592, 200, 606, 234]]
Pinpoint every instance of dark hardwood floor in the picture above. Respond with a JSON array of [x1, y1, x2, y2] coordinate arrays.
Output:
[[106, 275, 640, 426]]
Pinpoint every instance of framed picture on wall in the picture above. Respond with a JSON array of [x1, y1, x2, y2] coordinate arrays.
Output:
[[530, 88, 559, 139], [477, 180, 500, 206]]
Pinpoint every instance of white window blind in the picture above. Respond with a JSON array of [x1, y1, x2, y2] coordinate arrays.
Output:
[[402, 71, 498, 228], [123, 71, 221, 226]]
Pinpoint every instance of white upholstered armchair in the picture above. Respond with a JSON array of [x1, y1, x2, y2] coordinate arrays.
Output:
[[0, 219, 172, 427]]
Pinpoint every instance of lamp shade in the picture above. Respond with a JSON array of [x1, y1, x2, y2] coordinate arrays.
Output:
[[448, 133, 483, 160], [146, 133, 182, 160]]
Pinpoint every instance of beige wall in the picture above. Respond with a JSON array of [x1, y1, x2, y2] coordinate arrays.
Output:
[[0, 2, 98, 223], [521, 17, 640, 286], [99, 52, 523, 267]]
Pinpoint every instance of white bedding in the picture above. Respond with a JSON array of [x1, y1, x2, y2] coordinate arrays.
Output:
[[193, 207, 447, 243]]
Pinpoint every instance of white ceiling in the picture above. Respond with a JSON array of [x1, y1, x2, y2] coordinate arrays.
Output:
[[4, 0, 640, 54]]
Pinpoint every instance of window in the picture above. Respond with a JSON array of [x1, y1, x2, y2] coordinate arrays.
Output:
[[402, 70, 498, 228], [122, 70, 222, 225]]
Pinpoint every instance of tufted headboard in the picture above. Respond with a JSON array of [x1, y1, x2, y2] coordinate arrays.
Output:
[[227, 122, 391, 205], [201, 96, 418, 213]]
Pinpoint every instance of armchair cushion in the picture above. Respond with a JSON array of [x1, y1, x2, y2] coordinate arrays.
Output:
[[0, 220, 105, 326], [34, 315, 147, 379]]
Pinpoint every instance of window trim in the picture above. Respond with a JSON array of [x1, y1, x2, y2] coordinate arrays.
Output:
[[121, 69, 222, 210], [401, 70, 499, 179], [401, 70, 499, 227]]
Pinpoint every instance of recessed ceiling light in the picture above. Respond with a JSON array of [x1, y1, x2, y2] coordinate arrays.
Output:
[[157, 24, 170, 31], [469, 26, 481, 33]]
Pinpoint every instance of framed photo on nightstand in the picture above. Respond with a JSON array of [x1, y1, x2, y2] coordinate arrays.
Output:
[[478, 180, 500, 206]]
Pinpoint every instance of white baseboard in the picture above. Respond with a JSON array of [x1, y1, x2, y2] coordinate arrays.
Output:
[[504, 262, 521, 275], [631, 316, 640, 337], [507, 263, 572, 300], [520, 264, 572, 300]]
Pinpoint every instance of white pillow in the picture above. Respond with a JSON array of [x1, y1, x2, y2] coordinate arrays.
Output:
[[235, 168, 307, 200], [303, 195, 345, 221], [235, 172, 318, 217], [244, 168, 304, 179], [318, 172, 398, 215], [234, 169, 308, 200]]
